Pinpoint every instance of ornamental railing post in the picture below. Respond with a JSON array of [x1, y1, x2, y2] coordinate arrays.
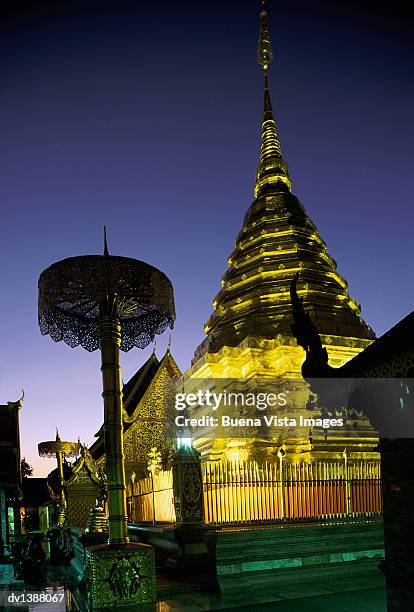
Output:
[[343, 447, 351, 515], [278, 446, 286, 520], [172, 445, 203, 527]]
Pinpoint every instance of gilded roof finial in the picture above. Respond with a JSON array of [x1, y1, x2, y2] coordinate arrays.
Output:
[[255, 0, 291, 197], [103, 226, 109, 257], [56, 428, 61, 442]]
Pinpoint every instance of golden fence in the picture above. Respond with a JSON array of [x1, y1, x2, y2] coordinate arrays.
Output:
[[202, 459, 382, 524], [127, 459, 382, 526], [127, 469, 176, 524]]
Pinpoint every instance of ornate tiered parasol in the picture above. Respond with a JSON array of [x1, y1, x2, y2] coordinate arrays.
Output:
[[38, 230, 175, 545], [38, 429, 81, 526]]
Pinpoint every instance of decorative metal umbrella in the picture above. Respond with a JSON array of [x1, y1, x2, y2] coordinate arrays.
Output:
[[38, 231, 175, 545], [38, 429, 81, 526]]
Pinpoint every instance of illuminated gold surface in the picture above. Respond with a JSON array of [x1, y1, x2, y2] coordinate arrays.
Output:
[[202, 458, 382, 524], [127, 469, 175, 524], [188, 6, 376, 467], [187, 335, 378, 464], [255, 6, 291, 197], [126, 455, 382, 526]]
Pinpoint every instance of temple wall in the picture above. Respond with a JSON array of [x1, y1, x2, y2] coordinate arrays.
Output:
[[66, 483, 99, 529]]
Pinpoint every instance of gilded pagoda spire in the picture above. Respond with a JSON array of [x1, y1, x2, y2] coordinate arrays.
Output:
[[191, 0, 374, 363], [255, 1, 291, 197]]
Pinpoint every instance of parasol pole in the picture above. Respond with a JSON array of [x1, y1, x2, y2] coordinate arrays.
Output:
[[55, 429, 66, 525], [99, 297, 129, 545]]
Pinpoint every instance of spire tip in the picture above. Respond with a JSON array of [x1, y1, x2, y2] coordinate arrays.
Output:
[[254, 0, 292, 196], [257, 0, 273, 69], [103, 226, 109, 257]]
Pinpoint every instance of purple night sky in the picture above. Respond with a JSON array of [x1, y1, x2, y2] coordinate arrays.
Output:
[[1, 0, 413, 476]]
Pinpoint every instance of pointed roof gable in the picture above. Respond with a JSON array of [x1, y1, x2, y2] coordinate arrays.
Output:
[[123, 348, 181, 424], [90, 349, 181, 460], [123, 352, 161, 417], [65, 446, 100, 486]]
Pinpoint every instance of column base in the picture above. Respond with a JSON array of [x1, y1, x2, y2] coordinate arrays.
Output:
[[85, 542, 156, 610]]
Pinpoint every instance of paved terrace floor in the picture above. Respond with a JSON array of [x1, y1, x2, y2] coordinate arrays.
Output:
[[0, 562, 386, 611]]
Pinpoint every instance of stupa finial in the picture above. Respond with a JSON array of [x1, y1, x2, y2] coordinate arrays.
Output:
[[257, 0, 273, 71], [103, 226, 109, 257], [255, 0, 291, 197], [56, 428, 61, 442]]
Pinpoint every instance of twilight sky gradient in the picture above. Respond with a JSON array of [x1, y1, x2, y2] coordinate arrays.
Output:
[[1, 0, 413, 476]]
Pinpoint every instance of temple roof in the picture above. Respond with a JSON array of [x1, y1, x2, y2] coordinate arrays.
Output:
[[291, 274, 414, 433], [92, 352, 161, 442], [341, 310, 414, 376], [90, 349, 180, 461], [65, 446, 100, 486], [123, 352, 161, 417]]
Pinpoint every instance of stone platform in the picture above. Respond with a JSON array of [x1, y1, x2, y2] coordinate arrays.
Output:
[[206, 518, 384, 597], [66, 519, 385, 610], [0, 559, 386, 611]]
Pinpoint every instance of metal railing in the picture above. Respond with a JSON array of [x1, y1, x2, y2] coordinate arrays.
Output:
[[126, 459, 382, 526], [202, 459, 382, 525], [127, 469, 175, 524]]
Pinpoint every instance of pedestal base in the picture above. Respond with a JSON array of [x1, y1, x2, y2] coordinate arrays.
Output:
[[85, 542, 156, 610], [128, 524, 208, 572]]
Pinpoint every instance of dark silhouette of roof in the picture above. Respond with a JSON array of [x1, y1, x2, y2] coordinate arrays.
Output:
[[0, 402, 21, 488], [123, 352, 161, 417], [90, 352, 162, 460], [22, 478, 51, 507], [341, 310, 414, 375]]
